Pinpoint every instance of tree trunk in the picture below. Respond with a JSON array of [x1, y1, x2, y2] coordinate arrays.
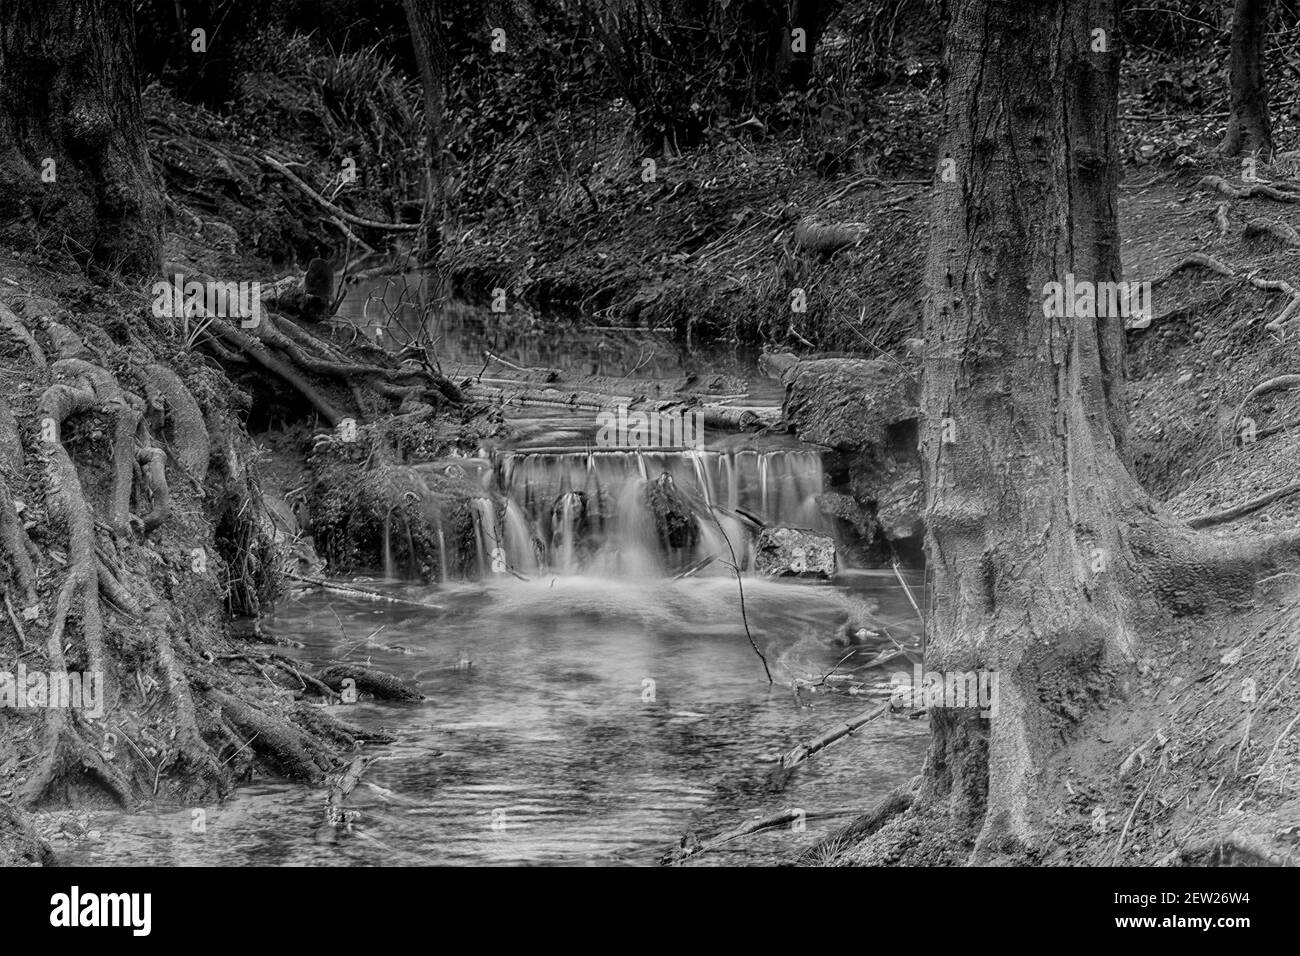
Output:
[[785, 0, 836, 92], [914, 0, 1300, 861], [1221, 0, 1273, 157], [402, 0, 447, 265], [0, 0, 161, 276]]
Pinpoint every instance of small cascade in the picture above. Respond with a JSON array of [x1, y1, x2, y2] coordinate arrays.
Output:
[[552, 491, 583, 572], [484, 447, 828, 578], [381, 509, 396, 579], [504, 498, 540, 574], [470, 497, 500, 576], [434, 514, 449, 585]]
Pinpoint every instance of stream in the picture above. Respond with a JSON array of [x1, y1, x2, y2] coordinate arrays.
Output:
[[60, 279, 929, 867]]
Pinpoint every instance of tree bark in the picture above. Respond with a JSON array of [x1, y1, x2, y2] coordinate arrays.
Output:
[[0, 0, 161, 276], [1221, 0, 1273, 157], [918, 0, 1146, 858], [786, 0, 837, 92], [911, 0, 1300, 863], [402, 0, 447, 265]]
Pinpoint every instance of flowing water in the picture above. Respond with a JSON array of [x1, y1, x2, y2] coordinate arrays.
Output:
[[59, 284, 929, 866]]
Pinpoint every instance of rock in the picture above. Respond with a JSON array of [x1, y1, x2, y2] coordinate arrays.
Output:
[[780, 357, 918, 452], [876, 474, 924, 543], [777, 355, 924, 565], [304, 257, 334, 301], [646, 473, 698, 555], [759, 351, 799, 380], [755, 526, 836, 579], [816, 491, 873, 538]]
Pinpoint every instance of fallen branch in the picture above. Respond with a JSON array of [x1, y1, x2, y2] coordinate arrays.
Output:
[[285, 572, 444, 609], [767, 701, 891, 791], [661, 809, 809, 865], [262, 155, 420, 232]]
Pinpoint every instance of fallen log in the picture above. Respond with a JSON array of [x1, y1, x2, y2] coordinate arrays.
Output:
[[262, 155, 421, 232], [465, 383, 781, 433], [285, 573, 444, 610], [767, 701, 891, 791]]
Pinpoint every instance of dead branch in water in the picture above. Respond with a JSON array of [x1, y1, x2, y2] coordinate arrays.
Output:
[[707, 506, 771, 684], [662, 808, 826, 865], [315, 754, 376, 844], [285, 573, 444, 609], [767, 701, 891, 791]]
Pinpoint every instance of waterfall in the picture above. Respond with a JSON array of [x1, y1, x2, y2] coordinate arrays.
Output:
[[369, 446, 829, 582], [486, 447, 828, 578], [470, 497, 500, 576]]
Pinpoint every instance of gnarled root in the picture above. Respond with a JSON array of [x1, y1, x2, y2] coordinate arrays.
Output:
[[137, 363, 210, 480], [170, 266, 462, 427], [135, 447, 171, 533], [205, 688, 334, 781]]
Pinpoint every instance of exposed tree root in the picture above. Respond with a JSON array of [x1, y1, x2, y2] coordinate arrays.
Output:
[[797, 784, 916, 865], [1233, 373, 1300, 438], [206, 688, 333, 781], [0, 798, 54, 866], [136, 363, 210, 479], [1198, 174, 1299, 203], [165, 263, 462, 427], [0, 393, 22, 470], [1244, 216, 1300, 246], [1151, 252, 1235, 285], [1214, 202, 1232, 237], [22, 570, 128, 807], [318, 662, 424, 701], [1147, 253, 1300, 333], [1181, 832, 1300, 867], [135, 446, 171, 533], [0, 300, 46, 368], [0, 477, 37, 607], [41, 357, 141, 534], [2, 303, 369, 811]]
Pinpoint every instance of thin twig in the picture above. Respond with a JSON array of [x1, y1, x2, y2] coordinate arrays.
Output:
[[708, 506, 771, 683]]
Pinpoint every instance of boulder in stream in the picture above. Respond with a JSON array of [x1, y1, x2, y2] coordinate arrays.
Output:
[[780, 357, 917, 452], [755, 527, 836, 579]]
